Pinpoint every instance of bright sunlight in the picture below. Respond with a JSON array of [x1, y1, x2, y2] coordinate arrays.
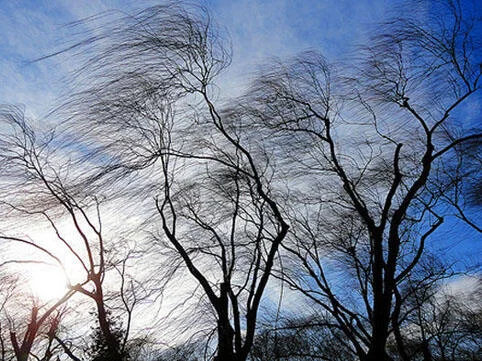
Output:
[[28, 265, 69, 302]]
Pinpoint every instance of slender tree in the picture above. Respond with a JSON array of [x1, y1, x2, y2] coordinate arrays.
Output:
[[0, 106, 136, 360]]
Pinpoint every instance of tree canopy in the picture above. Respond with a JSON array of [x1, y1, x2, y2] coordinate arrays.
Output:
[[0, 1, 481, 361]]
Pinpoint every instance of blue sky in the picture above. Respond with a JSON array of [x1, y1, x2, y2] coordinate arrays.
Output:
[[0, 0, 480, 275], [0, 0, 395, 117]]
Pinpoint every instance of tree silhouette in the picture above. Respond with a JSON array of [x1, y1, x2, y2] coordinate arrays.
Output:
[[51, 4, 288, 361], [234, 1, 481, 360], [0, 1, 480, 361]]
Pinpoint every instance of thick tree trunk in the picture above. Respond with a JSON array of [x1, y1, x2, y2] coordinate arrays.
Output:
[[96, 300, 122, 359], [215, 283, 236, 361], [367, 233, 392, 361], [94, 279, 123, 360], [366, 291, 394, 361], [215, 317, 235, 361], [365, 347, 393, 361], [367, 314, 391, 361], [215, 328, 236, 361]]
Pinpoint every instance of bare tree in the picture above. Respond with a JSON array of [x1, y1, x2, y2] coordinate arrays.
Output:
[[233, 1, 482, 360], [3, 1, 479, 361], [0, 282, 74, 361], [0, 106, 139, 361], [250, 314, 357, 361], [384, 274, 482, 361], [49, 4, 289, 361]]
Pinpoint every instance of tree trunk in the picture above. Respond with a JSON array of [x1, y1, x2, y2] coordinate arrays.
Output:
[[215, 283, 237, 361], [96, 300, 122, 359], [215, 321, 236, 361], [93, 279, 123, 360], [365, 348, 393, 361], [421, 339, 432, 361], [366, 300, 393, 361], [11, 307, 39, 361]]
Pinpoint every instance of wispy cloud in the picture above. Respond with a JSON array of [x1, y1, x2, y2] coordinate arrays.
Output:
[[0, 0, 395, 114]]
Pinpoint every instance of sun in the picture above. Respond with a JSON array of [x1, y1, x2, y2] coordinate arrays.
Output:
[[28, 265, 69, 302]]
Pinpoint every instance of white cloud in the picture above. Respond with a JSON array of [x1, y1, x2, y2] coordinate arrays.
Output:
[[0, 0, 397, 114], [438, 275, 481, 303]]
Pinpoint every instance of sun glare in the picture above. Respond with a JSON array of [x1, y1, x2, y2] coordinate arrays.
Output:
[[28, 266, 69, 301]]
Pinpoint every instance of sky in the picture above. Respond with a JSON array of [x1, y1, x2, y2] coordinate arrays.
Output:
[[0, 0, 394, 117], [0, 0, 480, 310], [0, 1, 481, 354], [0, 0, 399, 335]]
